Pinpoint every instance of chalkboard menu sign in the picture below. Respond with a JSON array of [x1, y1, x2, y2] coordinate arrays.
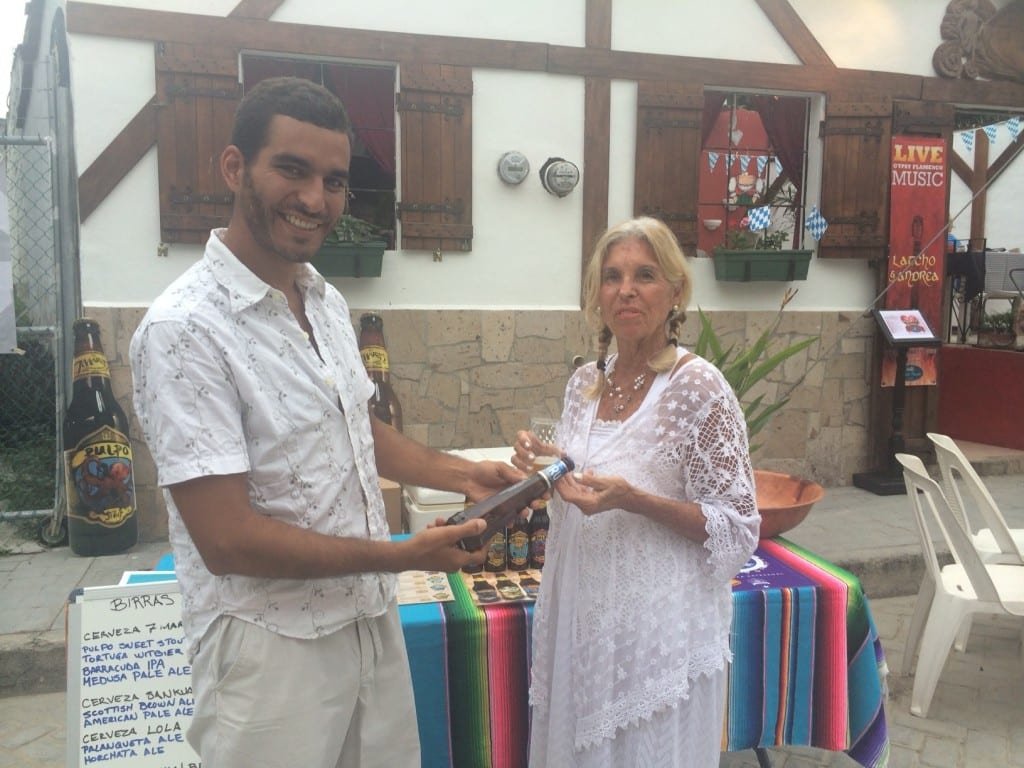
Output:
[[66, 582, 201, 767]]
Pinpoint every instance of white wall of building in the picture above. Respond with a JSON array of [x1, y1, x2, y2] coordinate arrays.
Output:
[[63, 0, 1023, 313]]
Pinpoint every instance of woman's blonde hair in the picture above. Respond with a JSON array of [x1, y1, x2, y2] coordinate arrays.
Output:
[[581, 217, 694, 398]]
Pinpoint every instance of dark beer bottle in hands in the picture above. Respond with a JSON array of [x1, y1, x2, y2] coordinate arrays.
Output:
[[358, 313, 403, 431], [447, 457, 574, 551]]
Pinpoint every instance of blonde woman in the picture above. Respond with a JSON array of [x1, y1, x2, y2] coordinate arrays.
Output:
[[514, 217, 759, 767]]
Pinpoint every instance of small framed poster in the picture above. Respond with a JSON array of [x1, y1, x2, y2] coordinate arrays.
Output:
[[873, 309, 942, 347]]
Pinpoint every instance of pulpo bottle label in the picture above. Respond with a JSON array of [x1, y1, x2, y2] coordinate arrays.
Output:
[[64, 425, 136, 527]]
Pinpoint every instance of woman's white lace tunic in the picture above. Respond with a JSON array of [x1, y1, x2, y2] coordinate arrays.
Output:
[[528, 349, 759, 765]]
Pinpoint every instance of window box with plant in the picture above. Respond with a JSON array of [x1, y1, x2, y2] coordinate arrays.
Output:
[[975, 309, 1017, 349], [712, 225, 813, 283], [311, 214, 388, 278]]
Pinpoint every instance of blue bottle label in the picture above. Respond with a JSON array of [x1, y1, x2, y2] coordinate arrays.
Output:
[[540, 456, 574, 486]]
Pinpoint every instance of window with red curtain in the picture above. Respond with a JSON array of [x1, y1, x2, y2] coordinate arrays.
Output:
[[697, 91, 809, 255], [241, 55, 397, 247]]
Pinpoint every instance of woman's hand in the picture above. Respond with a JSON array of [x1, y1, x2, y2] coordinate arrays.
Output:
[[511, 429, 558, 473], [555, 469, 635, 516], [511, 430, 558, 508]]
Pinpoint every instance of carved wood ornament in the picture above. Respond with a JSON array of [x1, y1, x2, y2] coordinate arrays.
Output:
[[933, 0, 1024, 82]]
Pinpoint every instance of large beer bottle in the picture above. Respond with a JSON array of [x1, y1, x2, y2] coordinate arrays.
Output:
[[358, 313, 403, 431], [63, 318, 138, 556], [446, 457, 574, 551]]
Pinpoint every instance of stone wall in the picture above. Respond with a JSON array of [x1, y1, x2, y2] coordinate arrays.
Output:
[[87, 305, 876, 543]]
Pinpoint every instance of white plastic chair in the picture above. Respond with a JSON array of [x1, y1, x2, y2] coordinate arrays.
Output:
[[927, 433, 1024, 565], [895, 453, 1024, 717], [927, 433, 1024, 651]]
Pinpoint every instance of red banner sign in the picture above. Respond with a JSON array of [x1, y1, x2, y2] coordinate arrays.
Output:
[[882, 136, 948, 386]]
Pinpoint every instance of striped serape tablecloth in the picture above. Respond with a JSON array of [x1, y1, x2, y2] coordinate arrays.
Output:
[[400, 537, 889, 768], [399, 574, 533, 768], [728, 537, 889, 767]]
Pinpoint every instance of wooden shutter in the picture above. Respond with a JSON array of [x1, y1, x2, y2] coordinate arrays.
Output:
[[817, 98, 891, 260], [155, 43, 240, 244], [633, 82, 702, 249], [397, 64, 473, 252]]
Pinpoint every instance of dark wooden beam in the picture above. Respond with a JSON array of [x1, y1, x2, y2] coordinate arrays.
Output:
[[78, 97, 158, 222], [586, 0, 611, 49], [229, 0, 284, 20], [580, 0, 612, 304], [921, 76, 1024, 110], [755, 0, 835, 68], [582, 78, 610, 299], [547, 45, 923, 99], [67, 3, 550, 72], [970, 131, 988, 241], [950, 151, 972, 185], [988, 133, 1024, 183]]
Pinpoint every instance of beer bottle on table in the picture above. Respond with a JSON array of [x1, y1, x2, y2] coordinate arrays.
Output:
[[63, 318, 138, 556], [507, 515, 530, 570], [484, 531, 507, 573], [358, 313, 403, 431], [446, 456, 574, 551], [528, 503, 550, 570]]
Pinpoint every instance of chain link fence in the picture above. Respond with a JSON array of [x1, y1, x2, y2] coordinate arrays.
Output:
[[0, 137, 66, 537]]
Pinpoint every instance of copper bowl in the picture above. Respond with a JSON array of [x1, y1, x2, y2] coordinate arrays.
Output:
[[754, 469, 825, 539]]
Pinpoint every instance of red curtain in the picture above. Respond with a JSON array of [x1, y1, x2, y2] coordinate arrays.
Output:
[[323, 64, 396, 180], [750, 95, 808, 246]]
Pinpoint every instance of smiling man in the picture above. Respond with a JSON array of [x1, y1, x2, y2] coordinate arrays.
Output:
[[129, 77, 521, 768]]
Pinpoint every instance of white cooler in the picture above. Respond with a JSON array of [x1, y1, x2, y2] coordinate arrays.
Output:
[[402, 446, 515, 533]]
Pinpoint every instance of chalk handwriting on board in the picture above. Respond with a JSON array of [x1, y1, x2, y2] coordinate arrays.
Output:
[[67, 583, 202, 768]]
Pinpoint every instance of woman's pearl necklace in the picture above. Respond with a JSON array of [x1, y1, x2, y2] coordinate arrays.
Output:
[[605, 369, 649, 414]]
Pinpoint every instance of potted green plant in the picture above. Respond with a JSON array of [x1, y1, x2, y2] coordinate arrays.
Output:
[[693, 289, 818, 449], [712, 221, 813, 283], [975, 309, 1016, 348], [311, 214, 388, 278]]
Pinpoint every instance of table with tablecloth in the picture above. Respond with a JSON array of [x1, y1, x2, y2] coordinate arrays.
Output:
[[399, 536, 889, 768]]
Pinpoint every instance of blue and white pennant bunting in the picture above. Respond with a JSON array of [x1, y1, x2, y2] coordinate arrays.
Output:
[[804, 206, 828, 241]]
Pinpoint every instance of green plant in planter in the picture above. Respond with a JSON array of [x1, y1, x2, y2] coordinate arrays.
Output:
[[693, 288, 818, 450], [314, 214, 388, 278], [978, 309, 1014, 334], [723, 227, 790, 251], [323, 214, 384, 245]]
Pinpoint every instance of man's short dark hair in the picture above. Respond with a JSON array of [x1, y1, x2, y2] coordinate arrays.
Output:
[[231, 76, 351, 161]]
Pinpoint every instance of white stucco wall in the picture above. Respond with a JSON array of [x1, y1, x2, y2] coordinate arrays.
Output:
[[63, 0, 1023, 313]]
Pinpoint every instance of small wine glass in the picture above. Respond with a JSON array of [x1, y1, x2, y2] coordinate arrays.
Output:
[[528, 416, 558, 471]]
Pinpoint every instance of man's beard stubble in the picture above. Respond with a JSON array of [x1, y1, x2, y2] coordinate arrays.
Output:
[[240, 171, 328, 264]]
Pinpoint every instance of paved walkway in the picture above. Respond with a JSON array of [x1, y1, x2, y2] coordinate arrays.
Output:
[[1, 451, 1022, 767]]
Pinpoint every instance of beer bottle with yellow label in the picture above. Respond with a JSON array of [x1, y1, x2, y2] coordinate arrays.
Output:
[[358, 313, 403, 431], [63, 318, 138, 556]]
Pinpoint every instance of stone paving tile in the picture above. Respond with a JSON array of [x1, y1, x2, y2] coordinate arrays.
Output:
[[0, 691, 65, 768]]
